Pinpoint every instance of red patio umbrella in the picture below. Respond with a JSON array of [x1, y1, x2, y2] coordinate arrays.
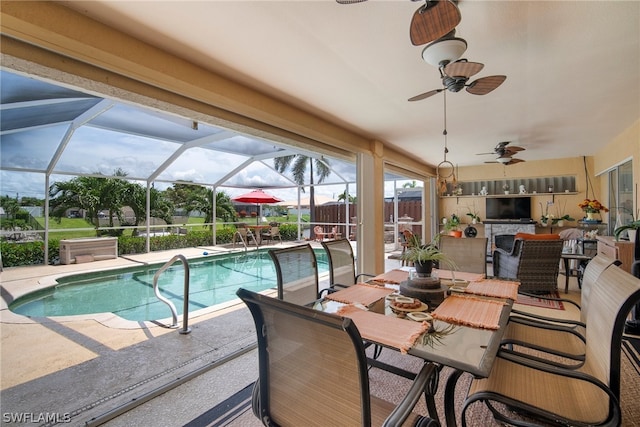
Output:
[[232, 189, 283, 224]]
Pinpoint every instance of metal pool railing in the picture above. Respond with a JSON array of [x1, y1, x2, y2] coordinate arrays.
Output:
[[153, 254, 191, 334]]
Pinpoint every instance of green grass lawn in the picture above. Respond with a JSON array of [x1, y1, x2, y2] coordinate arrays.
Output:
[[33, 214, 311, 240]]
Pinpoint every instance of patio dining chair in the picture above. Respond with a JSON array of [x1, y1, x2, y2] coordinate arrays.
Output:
[[314, 225, 330, 241], [268, 244, 321, 305], [462, 263, 640, 427], [321, 238, 375, 289], [237, 287, 438, 427], [320, 238, 382, 359], [502, 255, 620, 368], [438, 235, 488, 275], [233, 223, 259, 248], [260, 222, 282, 244]]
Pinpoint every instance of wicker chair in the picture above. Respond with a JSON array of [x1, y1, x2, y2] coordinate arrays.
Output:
[[493, 234, 515, 252], [462, 264, 640, 427], [493, 234, 564, 293], [237, 287, 438, 427], [268, 244, 320, 305]]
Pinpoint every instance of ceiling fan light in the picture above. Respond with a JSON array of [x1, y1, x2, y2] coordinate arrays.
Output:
[[421, 37, 467, 67], [497, 157, 512, 164]]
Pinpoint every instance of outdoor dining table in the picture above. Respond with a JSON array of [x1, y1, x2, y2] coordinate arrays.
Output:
[[314, 271, 516, 427]]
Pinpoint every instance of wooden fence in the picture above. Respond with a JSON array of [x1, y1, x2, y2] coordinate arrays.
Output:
[[316, 201, 424, 240]]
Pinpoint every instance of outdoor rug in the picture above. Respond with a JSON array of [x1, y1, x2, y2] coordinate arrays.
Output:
[[623, 336, 640, 376], [516, 291, 565, 310]]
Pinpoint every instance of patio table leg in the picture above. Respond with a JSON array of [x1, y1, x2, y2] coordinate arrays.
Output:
[[444, 368, 464, 427], [425, 363, 443, 425]]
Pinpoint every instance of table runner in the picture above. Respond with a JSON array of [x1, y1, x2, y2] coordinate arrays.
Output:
[[464, 279, 520, 300], [336, 304, 429, 353], [324, 283, 395, 306], [431, 294, 505, 330], [370, 269, 409, 285]]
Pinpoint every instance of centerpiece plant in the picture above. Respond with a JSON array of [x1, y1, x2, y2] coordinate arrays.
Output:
[[400, 234, 456, 276]]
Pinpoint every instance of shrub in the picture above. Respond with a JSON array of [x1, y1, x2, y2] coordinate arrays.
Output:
[[0, 241, 44, 267], [279, 223, 299, 241]]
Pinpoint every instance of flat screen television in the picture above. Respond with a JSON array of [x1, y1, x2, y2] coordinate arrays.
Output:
[[486, 197, 532, 220]]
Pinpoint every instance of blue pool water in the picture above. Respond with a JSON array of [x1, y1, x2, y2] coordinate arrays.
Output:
[[10, 249, 329, 322]]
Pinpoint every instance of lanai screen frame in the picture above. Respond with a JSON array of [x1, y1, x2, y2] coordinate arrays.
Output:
[[1, 69, 417, 264]]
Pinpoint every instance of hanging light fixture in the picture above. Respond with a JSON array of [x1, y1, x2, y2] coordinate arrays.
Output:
[[436, 91, 456, 195]]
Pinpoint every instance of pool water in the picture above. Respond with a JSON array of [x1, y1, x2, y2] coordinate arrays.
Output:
[[10, 249, 329, 322]]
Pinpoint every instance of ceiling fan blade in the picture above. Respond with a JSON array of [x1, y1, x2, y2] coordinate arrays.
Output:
[[408, 88, 442, 102], [336, 0, 367, 3], [466, 75, 507, 95], [506, 158, 525, 165], [410, 0, 461, 46], [504, 146, 525, 153], [476, 152, 496, 155], [444, 61, 484, 78]]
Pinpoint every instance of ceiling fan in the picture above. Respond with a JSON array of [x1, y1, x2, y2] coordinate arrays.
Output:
[[408, 58, 507, 102], [336, 0, 461, 46], [477, 141, 526, 165]]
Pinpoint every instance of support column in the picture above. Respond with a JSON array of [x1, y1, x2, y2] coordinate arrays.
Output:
[[357, 141, 385, 275]]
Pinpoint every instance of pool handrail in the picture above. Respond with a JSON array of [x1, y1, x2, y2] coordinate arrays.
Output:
[[152, 254, 191, 334]]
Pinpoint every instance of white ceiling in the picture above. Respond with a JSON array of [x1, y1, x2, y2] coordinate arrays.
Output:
[[61, 0, 640, 168]]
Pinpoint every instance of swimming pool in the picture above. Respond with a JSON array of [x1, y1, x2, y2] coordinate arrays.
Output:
[[10, 249, 329, 322]]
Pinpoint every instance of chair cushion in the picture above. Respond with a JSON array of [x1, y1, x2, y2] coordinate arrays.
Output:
[[515, 233, 560, 240]]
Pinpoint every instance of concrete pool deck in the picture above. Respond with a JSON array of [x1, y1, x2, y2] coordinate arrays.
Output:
[[0, 242, 404, 426]]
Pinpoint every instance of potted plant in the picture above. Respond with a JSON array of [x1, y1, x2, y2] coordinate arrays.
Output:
[[443, 213, 462, 237], [502, 183, 510, 195], [578, 198, 609, 221], [539, 201, 553, 227], [466, 204, 481, 224], [401, 235, 455, 276], [552, 214, 575, 227], [614, 211, 640, 242], [553, 201, 575, 227]]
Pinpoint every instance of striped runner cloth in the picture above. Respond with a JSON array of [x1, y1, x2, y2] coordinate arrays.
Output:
[[324, 283, 395, 306], [464, 279, 520, 300], [431, 294, 506, 330], [336, 304, 429, 354]]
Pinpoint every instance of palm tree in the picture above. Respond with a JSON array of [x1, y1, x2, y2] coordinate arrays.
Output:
[[274, 155, 330, 238], [123, 184, 174, 234], [337, 190, 356, 203], [165, 184, 236, 228]]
